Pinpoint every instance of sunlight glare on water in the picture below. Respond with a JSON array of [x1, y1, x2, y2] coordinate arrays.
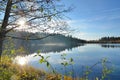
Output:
[[15, 56, 27, 66]]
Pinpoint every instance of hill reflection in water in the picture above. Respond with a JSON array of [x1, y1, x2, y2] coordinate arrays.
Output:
[[5, 32, 85, 54], [22, 42, 85, 53]]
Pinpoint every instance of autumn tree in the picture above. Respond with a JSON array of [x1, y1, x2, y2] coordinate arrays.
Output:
[[0, 0, 71, 57]]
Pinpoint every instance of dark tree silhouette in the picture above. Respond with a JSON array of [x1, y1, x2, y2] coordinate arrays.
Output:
[[99, 36, 120, 43]]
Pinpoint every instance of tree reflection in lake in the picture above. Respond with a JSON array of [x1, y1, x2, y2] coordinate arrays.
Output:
[[27, 43, 84, 53], [13, 39, 85, 54], [101, 44, 120, 48]]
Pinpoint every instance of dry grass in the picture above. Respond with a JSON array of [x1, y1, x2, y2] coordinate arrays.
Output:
[[0, 56, 75, 80]]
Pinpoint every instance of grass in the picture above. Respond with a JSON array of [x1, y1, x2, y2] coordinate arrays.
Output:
[[0, 56, 77, 80], [0, 56, 62, 80]]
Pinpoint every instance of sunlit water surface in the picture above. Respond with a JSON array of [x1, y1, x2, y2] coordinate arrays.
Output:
[[15, 44, 120, 79]]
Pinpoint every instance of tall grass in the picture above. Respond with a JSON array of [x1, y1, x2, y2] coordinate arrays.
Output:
[[0, 56, 62, 80]]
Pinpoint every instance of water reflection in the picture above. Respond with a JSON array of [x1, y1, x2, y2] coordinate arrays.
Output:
[[18, 41, 85, 53], [14, 44, 120, 79], [14, 56, 28, 66], [36, 43, 84, 53], [101, 44, 120, 48]]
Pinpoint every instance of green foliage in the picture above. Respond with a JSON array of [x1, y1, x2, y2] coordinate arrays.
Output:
[[0, 56, 13, 80], [80, 58, 114, 80], [60, 53, 74, 77], [34, 51, 56, 73], [101, 58, 113, 80], [60, 53, 74, 67], [3, 37, 28, 57], [0, 56, 62, 80], [12, 5, 17, 9], [3, 37, 16, 56], [0, 56, 42, 80]]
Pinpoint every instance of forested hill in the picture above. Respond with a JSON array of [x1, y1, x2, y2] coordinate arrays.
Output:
[[7, 31, 86, 44], [5, 31, 85, 53]]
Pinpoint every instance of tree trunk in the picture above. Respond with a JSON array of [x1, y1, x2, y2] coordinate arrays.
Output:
[[0, 35, 3, 60], [0, 40, 3, 55], [0, 0, 12, 58]]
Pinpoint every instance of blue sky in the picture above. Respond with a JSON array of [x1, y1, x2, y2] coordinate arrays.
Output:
[[62, 0, 120, 40], [0, 0, 120, 40]]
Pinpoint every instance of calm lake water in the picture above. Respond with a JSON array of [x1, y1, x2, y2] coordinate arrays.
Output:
[[15, 44, 120, 80]]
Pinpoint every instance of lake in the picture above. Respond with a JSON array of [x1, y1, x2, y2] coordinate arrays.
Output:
[[15, 44, 120, 80]]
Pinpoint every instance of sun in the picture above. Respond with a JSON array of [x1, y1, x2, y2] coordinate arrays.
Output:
[[18, 20, 26, 26], [17, 18, 26, 26]]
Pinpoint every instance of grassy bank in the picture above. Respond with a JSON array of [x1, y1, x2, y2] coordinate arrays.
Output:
[[0, 56, 77, 80], [0, 56, 63, 80]]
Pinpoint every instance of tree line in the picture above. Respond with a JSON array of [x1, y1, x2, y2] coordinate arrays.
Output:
[[99, 37, 120, 42]]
